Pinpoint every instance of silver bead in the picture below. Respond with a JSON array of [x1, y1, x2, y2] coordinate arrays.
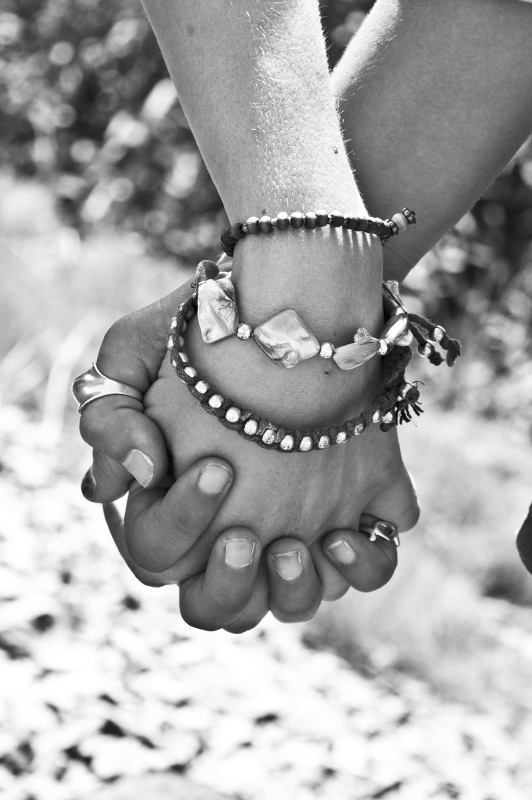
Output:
[[418, 342, 433, 358], [170, 317, 177, 330], [395, 330, 413, 347], [280, 435, 295, 451], [208, 394, 224, 409], [262, 429, 276, 445], [336, 431, 347, 444], [236, 323, 253, 340], [391, 212, 409, 232], [244, 419, 258, 436], [166, 336, 174, 350], [171, 359, 177, 369], [225, 406, 241, 423], [372, 410, 382, 424], [184, 367, 197, 379], [317, 436, 331, 449], [178, 351, 188, 364], [430, 325, 445, 343], [319, 342, 335, 359], [382, 313, 408, 345], [195, 380, 209, 394], [354, 423, 365, 436], [299, 436, 313, 452]]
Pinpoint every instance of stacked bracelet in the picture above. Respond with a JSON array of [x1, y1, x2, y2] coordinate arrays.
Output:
[[220, 207, 416, 257]]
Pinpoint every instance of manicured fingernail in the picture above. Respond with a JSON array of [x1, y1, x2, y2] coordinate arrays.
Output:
[[122, 449, 155, 488], [224, 539, 256, 569], [198, 463, 231, 496], [271, 550, 302, 581], [81, 466, 96, 500], [327, 538, 357, 565]]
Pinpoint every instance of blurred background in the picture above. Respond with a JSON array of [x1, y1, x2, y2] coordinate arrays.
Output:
[[1, 1, 532, 798]]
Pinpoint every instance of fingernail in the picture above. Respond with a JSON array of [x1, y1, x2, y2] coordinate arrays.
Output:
[[122, 449, 155, 488], [198, 463, 231, 496], [271, 550, 302, 581], [81, 466, 96, 500], [327, 538, 357, 565], [224, 539, 256, 569]]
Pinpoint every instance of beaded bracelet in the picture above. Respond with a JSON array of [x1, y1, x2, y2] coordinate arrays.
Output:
[[168, 293, 429, 454], [220, 207, 416, 257], [192, 260, 414, 371]]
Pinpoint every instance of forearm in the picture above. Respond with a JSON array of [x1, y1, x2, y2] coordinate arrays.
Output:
[[332, 0, 532, 281]]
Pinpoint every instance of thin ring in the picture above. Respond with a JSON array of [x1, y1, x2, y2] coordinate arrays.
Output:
[[358, 515, 400, 548], [72, 363, 144, 414]]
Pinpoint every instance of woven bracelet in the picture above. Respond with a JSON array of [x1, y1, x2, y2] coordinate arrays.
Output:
[[167, 293, 421, 453], [220, 207, 416, 257]]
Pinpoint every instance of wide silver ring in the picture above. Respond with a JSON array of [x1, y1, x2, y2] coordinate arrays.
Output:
[[359, 517, 400, 548], [72, 363, 144, 414]]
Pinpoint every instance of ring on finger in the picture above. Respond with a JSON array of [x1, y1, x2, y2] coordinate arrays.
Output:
[[359, 517, 400, 548], [72, 363, 144, 414]]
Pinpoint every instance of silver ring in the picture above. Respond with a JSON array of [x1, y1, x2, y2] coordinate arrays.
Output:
[[72, 363, 144, 414], [359, 517, 400, 548]]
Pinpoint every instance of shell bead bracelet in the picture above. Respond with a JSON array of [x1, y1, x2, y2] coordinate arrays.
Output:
[[220, 207, 416, 257]]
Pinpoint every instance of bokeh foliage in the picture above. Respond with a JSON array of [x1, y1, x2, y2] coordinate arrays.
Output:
[[2, 0, 532, 426]]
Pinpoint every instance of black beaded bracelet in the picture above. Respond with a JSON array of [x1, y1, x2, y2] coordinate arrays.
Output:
[[167, 293, 422, 454], [220, 207, 416, 257]]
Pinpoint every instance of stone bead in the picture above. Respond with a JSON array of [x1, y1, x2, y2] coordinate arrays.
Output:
[[166, 336, 174, 350], [253, 309, 319, 368], [276, 212, 290, 231], [329, 212, 345, 227], [225, 407, 241, 423], [365, 219, 379, 234], [262, 429, 276, 445], [317, 436, 331, 449], [290, 212, 304, 229], [430, 325, 445, 343], [236, 323, 252, 340], [354, 423, 365, 436], [195, 380, 209, 394], [382, 313, 408, 345], [229, 223, 245, 241], [170, 317, 177, 330], [197, 277, 239, 343], [372, 410, 382, 424], [336, 431, 347, 444], [259, 215, 273, 233], [184, 367, 197, 379], [319, 342, 335, 359], [299, 436, 313, 452], [244, 419, 258, 436], [304, 212, 317, 229], [315, 211, 329, 227], [208, 394, 224, 408], [178, 351, 188, 364], [246, 216, 260, 234], [392, 212, 409, 232], [389, 221, 399, 236], [280, 435, 295, 451]]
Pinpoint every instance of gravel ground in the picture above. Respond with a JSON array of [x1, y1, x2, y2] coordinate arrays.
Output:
[[1, 405, 531, 800]]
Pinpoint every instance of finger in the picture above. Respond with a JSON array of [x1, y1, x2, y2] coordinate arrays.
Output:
[[124, 458, 234, 572], [322, 527, 398, 593], [222, 562, 270, 634], [78, 284, 191, 501], [103, 502, 166, 588], [179, 528, 262, 631], [309, 540, 350, 601], [266, 538, 322, 623]]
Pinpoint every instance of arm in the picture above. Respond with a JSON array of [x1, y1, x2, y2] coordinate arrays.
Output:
[[332, 0, 532, 281]]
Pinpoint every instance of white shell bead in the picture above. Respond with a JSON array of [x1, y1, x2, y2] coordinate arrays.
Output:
[[170, 317, 177, 330], [382, 411, 394, 424], [171, 359, 177, 368], [378, 339, 391, 355], [354, 424, 365, 435], [184, 367, 197, 379], [178, 336, 185, 347], [178, 352, 188, 364], [318, 436, 331, 449], [236, 323, 253, 340], [262, 429, 276, 445], [299, 436, 313, 452], [372, 410, 382, 424], [244, 420, 258, 436], [280, 435, 295, 451], [319, 343, 335, 359], [166, 336, 174, 350], [225, 407, 241, 423], [208, 394, 224, 408], [195, 381, 209, 394], [336, 431, 347, 444], [392, 212, 409, 232]]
